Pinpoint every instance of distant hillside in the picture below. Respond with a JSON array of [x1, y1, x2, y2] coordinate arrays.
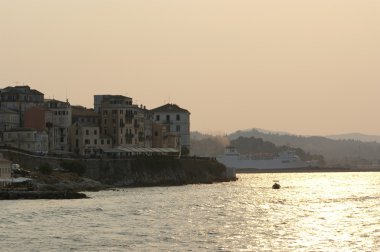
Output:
[[191, 128, 380, 166], [230, 137, 325, 166], [326, 133, 380, 143]]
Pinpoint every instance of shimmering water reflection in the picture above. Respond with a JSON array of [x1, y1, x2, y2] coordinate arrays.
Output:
[[1, 172, 380, 251]]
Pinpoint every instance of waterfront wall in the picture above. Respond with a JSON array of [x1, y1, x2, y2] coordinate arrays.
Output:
[[1, 150, 236, 187]]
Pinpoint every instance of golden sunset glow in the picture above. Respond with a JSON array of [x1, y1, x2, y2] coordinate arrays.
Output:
[[1, 0, 380, 135]]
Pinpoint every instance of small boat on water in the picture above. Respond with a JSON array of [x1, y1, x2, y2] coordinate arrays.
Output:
[[272, 180, 281, 189]]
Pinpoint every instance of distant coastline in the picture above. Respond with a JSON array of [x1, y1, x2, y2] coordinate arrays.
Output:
[[236, 167, 380, 173]]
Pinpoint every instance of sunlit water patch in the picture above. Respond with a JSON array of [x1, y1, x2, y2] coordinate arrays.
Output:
[[1, 172, 379, 251]]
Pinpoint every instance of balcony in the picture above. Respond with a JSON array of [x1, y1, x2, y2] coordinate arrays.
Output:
[[125, 114, 134, 119]]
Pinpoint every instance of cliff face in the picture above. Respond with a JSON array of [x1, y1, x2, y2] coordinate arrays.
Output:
[[2, 150, 236, 188], [86, 157, 234, 187]]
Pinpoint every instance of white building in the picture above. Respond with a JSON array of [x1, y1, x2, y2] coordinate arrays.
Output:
[[44, 99, 72, 152], [150, 103, 190, 153], [0, 108, 20, 131], [3, 128, 48, 154]]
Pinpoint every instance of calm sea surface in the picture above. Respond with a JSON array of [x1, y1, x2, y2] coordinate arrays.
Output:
[[1, 172, 380, 251]]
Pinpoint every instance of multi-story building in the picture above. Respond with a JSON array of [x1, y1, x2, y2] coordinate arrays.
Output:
[[150, 103, 190, 154], [44, 99, 72, 152], [0, 154, 12, 182], [69, 122, 112, 156], [72, 106, 99, 125], [0, 85, 44, 127], [152, 122, 180, 149], [97, 95, 149, 147], [2, 128, 48, 154], [0, 108, 20, 131], [24, 106, 54, 151]]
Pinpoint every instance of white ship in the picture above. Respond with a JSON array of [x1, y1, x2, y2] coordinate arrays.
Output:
[[216, 146, 316, 170]]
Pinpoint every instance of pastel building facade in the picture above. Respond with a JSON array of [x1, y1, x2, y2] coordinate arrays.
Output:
[[0, 108, 20, 131], [0, 86, 44, 127], [44, 99, 72, 152], [150, 104, 190, 153], [2, 128, 48, 154], [69, 122, 112, 156], [97, 95, 149, 147], [0, 154, 11, 181]]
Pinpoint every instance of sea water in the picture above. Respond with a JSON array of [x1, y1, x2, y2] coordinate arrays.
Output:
[[1, 172, 379, 251]]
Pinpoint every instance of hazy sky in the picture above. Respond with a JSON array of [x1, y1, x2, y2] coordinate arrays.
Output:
[[1, 1, 379, 135]]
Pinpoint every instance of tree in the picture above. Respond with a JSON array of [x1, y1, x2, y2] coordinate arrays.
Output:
[[39, 163, 53, 175]]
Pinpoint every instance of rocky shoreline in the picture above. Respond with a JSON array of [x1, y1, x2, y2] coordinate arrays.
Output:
[[0, 190, 87, 200]]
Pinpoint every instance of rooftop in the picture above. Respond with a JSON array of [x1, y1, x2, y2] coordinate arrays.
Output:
[[150, 103, 190, 114], [1, 85, 43, 95], [72, 106, 98, 117]]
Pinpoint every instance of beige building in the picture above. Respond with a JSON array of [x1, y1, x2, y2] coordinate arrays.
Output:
[[0, 85, 44, 127], [0, 108, 20, 131], [44, 99, 72, 152], [97, 95, 149, 147], [152, 122, 180, 149], [69, 122, 112, 157], [0, 154, 11, 180], [3, 128, 48, 154]]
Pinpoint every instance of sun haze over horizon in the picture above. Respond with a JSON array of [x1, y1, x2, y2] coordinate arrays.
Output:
[[1, 0, 379, 136]]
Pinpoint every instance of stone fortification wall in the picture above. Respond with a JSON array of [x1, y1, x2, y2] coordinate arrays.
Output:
[[1, 150, 235, 187]]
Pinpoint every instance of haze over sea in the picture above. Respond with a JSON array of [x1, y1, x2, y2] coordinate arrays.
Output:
[[1, 172, 379, 251]]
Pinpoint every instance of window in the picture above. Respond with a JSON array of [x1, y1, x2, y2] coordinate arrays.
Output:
[[86, 130, 89, 135], [176, 125, 180, 132], [154, 131, 158, 137], [104, 119, 107, 124], [85, 139, 90, 144], [94, 130, 97, 135], [176, 114, 180, 121], [101, 139, 104, 145], [120, 110, 123, 114], [166, 115, 170, 121], [94, 139, 97, 145], [76, 129, 78, 135], [156, 115, 160, 121], [75, 139, 79, 147], [107, 140, 110, 144]]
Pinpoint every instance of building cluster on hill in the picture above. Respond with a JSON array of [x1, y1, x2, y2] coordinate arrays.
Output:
[[0, 85, 190, 158]]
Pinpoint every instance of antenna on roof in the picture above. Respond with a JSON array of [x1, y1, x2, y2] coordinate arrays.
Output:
[[66, 88, 68, 102]]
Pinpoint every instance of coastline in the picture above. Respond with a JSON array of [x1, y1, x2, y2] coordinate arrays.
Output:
[[0, 190, 87, 200], [236, 167, 380, 173]]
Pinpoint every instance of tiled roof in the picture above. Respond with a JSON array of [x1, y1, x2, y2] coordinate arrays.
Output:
[[150, 103, 190, 114], [2, 86, 43, 95], [72, 106, 98, 117]]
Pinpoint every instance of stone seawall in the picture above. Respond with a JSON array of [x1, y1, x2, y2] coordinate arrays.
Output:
[[2, 150, 236, 187]]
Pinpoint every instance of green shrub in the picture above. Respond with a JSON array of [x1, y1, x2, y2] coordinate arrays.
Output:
[[60, 161, 86, 176], [39, 163, 53, 175]]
